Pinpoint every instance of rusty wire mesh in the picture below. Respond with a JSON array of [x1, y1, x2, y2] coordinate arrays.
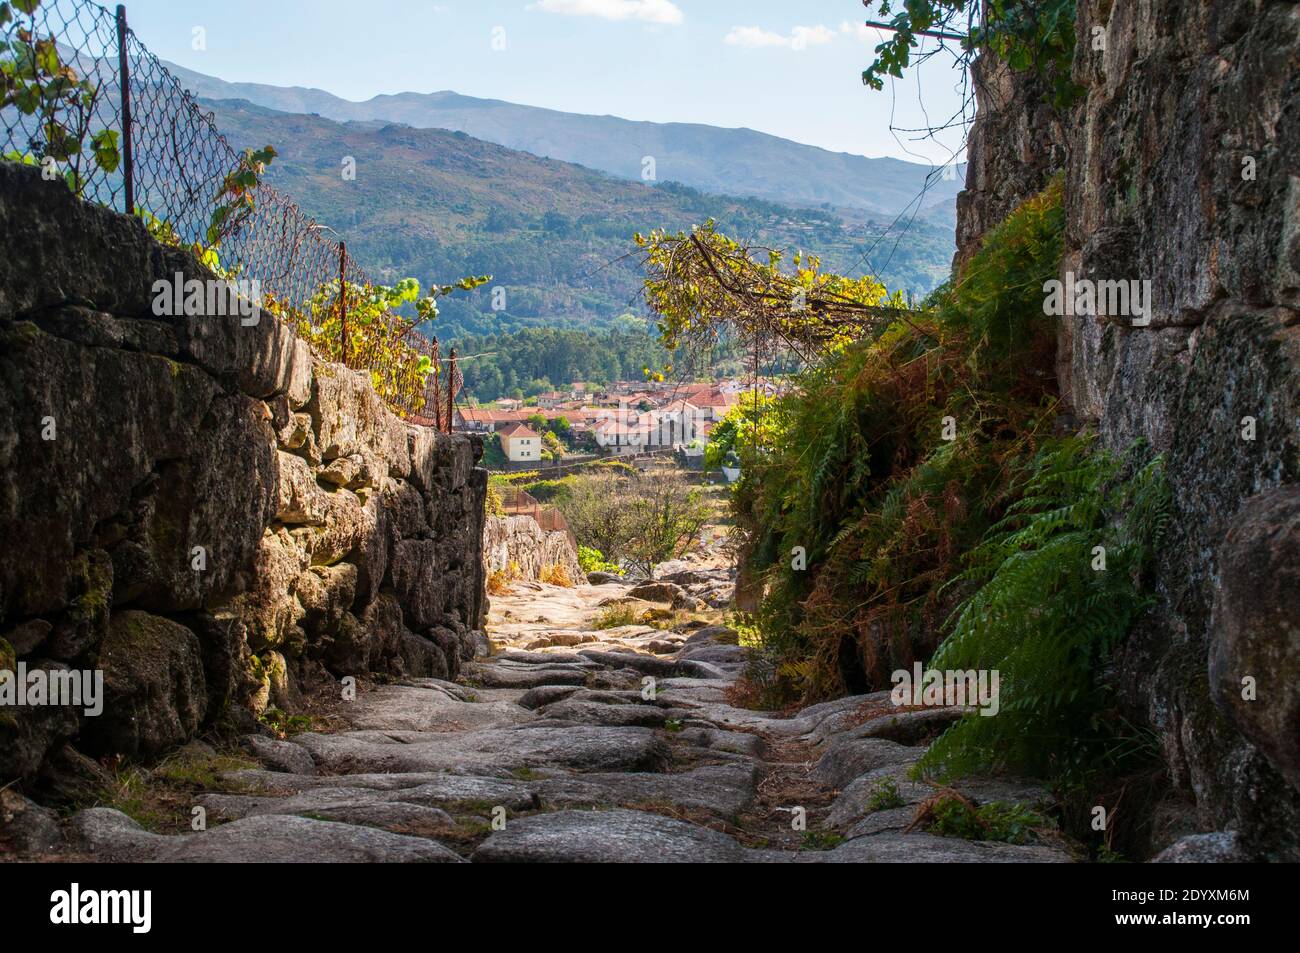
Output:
[[499, 488, 575, 547], [2, 0, 440, 419]]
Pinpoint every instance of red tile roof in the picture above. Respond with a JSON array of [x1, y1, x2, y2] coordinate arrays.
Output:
[[498, 422, 541, 440]]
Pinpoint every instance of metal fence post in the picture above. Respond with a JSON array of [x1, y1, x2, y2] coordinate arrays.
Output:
[[115, 5, 135, 216], [446, 348, 457, 434], [338, 241, 348, 365], [429, 336, 442, 431]]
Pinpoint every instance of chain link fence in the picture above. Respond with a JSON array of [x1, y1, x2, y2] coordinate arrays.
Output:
[[2, 0, 450, 421]]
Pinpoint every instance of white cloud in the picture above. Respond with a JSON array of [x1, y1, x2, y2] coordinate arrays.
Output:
[[724, 24, 836, 51], [531, 0, 684, 24], [723, 26, 787, 48]]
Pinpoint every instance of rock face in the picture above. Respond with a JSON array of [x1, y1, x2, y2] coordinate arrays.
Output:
[[1208, 488, 1300, 792], [954, 51, 1067, 271], [955, 0, 1300, 858], [483, 514, 583, 584], [0, 163, 488, 783]]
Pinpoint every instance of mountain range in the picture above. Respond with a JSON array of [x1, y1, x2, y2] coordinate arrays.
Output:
[[167, 60, 964, 222]]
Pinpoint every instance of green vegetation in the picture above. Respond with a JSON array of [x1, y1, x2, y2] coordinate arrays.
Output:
[[703, 392, 775, 471], [455, 327, 670, 402], [923, 795, 1054, 845], [549, 470, 711, 575], [288, 274, 487, 413], [1, 0, 121, 193], [592, 604, 639, 630], [917, 438, 1168, 783], [865, 777, 906, 813], [638, 175, 1169, 796], [801, 830, 845, 851], [621, 474, 713, 578], [731, 182, 1069, 701], [100, 746, 258, 832], [861, 1, 1081, 108], [577, 545, 622, 576], [257, 707, 318, 738]]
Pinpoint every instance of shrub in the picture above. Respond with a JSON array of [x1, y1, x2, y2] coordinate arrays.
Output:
[[920, 794, 1055, 845], [523, 478, 573, 503], [577, 545, 622, 575], [866, 777, 906, 813], [622, 474, 713, 578], [735, 180, 1066, 702], [485, 482, 505, 517], [592, 604, 638, 630], [539, 564, 574, 587], [553, 472, 638, 561]]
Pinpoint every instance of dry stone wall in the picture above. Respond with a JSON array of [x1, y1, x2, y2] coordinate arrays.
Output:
[[0, 163, 488, 788]]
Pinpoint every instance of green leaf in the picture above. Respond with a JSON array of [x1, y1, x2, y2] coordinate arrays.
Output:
[[90, 129, 120, 173]]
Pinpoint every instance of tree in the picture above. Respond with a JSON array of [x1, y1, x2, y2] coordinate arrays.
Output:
[[556, 473, 640, 562], [635, 220, 907, 368], [541, 430, 564, 461], [705, 391, 776, 470], [624, 475, 713, 578], [481, 434, 506, 468]]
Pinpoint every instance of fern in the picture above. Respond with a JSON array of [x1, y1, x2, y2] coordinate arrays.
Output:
[[917, 437, 1171, 784]]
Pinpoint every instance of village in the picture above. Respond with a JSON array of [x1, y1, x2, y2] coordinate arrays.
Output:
[[452, 377, 789, 470]]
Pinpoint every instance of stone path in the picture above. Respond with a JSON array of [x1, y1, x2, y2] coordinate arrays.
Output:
[[59, 575, 1075, 863]]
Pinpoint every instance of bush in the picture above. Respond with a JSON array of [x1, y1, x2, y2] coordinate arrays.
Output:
[[921, 794, 1055, 845], [539, 564, 574, 587], [481, 434, 507, 469], [735, 180, 1067, 702], [523, 478, 573, 503], [577, 545, 622, 575], [485, 482, 505, 517], [622, 475, 713, 578], [592, 604, 639, 629], [551, 471, 642, 563]]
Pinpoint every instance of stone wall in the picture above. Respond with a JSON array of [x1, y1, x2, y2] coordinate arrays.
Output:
[[955, 0, 1299, 859], [1063, 0, 1300, 860], [484, 515, 583, 585], [0, 164, 488, 787], [954, 50, 1067, 270]]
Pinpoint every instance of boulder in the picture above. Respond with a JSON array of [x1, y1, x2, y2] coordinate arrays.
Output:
[[398, 632, 449, 680], [82, 610, 207, 759], [242, 734, 317, 776], [626, 581, 686, 605], [0, 788, 65, 855], [1152, 832, 1251, 863]]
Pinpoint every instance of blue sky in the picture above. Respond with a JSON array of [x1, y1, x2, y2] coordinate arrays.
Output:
[[116, 0, 969, 164]]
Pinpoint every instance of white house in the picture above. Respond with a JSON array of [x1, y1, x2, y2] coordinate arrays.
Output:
[[498, 422, 542, 462]]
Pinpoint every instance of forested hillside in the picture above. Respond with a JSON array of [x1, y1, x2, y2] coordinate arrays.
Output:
[[454, 326, 669, 401], [208, 100, 954, 339]]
